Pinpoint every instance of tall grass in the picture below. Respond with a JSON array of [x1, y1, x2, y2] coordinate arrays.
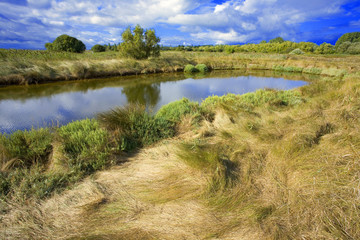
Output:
[[98, 104, 176, 151], [175, 72, 360, 238], [57, 119, 111, 174], [0, 128, 52, 170]]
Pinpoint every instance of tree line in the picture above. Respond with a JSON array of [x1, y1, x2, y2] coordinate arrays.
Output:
[[162, 34, 360, 55], [45, 29, 360, 58]]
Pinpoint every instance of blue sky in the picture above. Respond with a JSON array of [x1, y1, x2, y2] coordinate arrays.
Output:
[[0, 0, 359, 49]]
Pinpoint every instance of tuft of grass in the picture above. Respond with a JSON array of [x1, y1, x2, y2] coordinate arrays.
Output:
[[156, 98, 207, 123], [0, 128, 52, 170], [177, 142, 237, 192], [57, 119, 111, 174], [98, 104, 175, 152]]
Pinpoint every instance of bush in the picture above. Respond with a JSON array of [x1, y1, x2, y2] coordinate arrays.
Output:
[[184, 64, 199, 73], [0, 128, 52, 169], [98, 104, 175, 151], [45, 34, 86, 53], [91, 44, 106, 52], [195, 64, 209, 72], [289, 48, 305, 55], [118, 24, 160, 59], [57, 119, 110, 173]]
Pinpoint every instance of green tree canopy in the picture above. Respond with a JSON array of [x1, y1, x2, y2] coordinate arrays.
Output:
[[335, 32, 360, 48], [269, 37, 285, 43], [45, 34, 86, 53], [118, 25, 160, 59], [315, 43, 335, 54], [91, 44, 106, 52]]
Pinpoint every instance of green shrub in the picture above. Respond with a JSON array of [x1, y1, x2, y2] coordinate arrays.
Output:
[[45, 34, 86, 53], [91, 44, 106, 52], [289, 48, 305, 55], [57, 119, 110, 173], [195, 64, 209, 73], [98, 104, 175, 151], [0, 128, 52, 168], [184, 64, 199, 73]]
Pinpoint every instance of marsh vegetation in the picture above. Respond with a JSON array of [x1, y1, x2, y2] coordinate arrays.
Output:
[[1, 31, 360, 239]]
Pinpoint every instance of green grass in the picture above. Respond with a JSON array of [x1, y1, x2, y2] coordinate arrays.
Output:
[[0, 128, 53, 170], [98, 104, 176, 152], [184, 64, 199, 73], [57, 119, 111, 174]]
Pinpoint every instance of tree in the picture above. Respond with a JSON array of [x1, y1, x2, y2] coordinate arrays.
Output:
[[315, 43, 335, 54], [91, 44, 106, 52], [45, 34, 86, 53], [118, 25, 160, 59], [269, 37, 285, 43], [335, 32, 360, 48], [337, 41, 352, 54]]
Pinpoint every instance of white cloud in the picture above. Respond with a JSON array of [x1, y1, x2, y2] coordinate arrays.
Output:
[[165, 0, 349, 43], [0, 0, 353, 48]]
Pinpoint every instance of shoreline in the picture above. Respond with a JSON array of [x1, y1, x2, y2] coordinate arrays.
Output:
[[1, 51, 359, 87]]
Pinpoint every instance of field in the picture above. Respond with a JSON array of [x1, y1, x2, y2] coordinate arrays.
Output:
[[1, 51, 360, 239]]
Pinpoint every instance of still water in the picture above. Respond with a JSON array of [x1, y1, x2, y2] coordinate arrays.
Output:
[[0, 70, 310, 133]]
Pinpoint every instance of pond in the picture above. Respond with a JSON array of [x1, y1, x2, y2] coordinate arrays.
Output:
[[0, 70, 311, 133]]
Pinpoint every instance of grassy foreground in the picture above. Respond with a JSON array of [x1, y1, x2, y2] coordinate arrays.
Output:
[[1, 50, 360, 86], [1, 54, 360, 239]]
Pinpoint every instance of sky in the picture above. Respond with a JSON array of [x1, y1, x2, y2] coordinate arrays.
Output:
[[0, 0, 359, 49]]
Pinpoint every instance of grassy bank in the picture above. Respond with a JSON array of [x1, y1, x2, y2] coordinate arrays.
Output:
[[1, 50, 360, 86], [0, 50, 192, 86], [1, 55, 360, 239]]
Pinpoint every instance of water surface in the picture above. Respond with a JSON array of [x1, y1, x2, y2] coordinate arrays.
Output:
[[0, 70, 310, 133]]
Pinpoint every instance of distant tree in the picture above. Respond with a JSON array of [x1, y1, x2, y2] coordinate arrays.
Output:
[[346, 42, 360, 55], [260, 40, 267, 44], [337, 41, 352, 54], [269, 37, 285, 43], [118, 25, 160, 59], [224, 45, 235, 54], [45, 34, 86, 53], [335, 32, 360, 48], [315, 43, 335, 54], [91, 44, 106, 52]]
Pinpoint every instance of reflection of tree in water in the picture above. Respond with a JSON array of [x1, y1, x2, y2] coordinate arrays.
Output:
[[122, 83, 160, 107]]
